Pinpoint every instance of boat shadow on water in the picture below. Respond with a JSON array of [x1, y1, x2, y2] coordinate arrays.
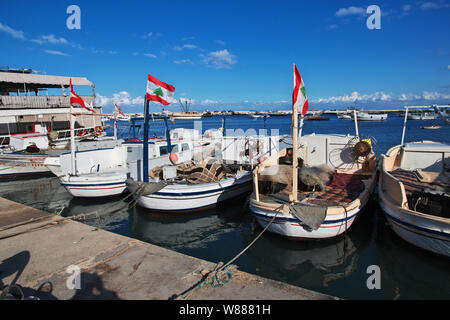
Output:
[[239, 196, 376, 293]]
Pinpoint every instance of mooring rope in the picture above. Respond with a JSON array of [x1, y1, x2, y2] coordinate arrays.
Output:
[[174, 203, 285, 300]]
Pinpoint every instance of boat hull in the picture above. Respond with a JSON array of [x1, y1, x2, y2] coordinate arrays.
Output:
[[137, 173, 252, 212], [0, 155, 52, 179], [60, 172, 128, 198], [249, 200, 364, 239], [378, 184, 450, 257]]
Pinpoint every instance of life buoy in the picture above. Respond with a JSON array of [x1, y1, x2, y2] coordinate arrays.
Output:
[[94, 126, 103, 137], [169, 153, 179, 164]]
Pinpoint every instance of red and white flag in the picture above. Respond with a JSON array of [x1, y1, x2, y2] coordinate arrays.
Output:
[[293, 64, 309, 116], [145, 74, 175, 106], [114, 104, 125, 116], [70, 79, 95, 113]]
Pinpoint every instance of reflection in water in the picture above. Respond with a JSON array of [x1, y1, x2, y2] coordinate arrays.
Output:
[[0, 177, 70, 213], [375, 205, 450, 300], [129, 195, 251, 251]]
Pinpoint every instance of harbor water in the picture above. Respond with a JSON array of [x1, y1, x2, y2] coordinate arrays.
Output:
[[1, 114, 449, 300]]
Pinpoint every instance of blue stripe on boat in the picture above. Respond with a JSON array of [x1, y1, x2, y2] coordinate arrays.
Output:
[[384, 211, 450, 239], [61, 181, 126, 187], [152, 179, 251, 197], [251, 209, 361, 225]]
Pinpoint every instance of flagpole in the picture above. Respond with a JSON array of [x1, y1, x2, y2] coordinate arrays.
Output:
[[291, 64, 298, 203], [113, 109, 118, 141], [143, 98, 150, 182], [70, 102, 76, 175]]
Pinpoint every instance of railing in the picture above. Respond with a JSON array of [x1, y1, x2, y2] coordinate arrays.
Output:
[[0, 95, 95, 109]]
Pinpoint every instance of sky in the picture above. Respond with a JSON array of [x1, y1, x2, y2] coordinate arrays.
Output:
[[1, 0, 449, 113]]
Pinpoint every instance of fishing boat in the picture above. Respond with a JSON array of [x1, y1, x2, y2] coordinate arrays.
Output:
[[337, 113, 352, 120], [407, 110, 437, 121], [0, 126, 67, 179], [305, 115, 329, 121], [127, 160, 253, 212], [249, 134, 377, 239], [421, 125, 441, 130], [378, 106, 450, 256], [354, 112, 388, 121], [378, 141, 450, 257], [249, 65, 377, 239]]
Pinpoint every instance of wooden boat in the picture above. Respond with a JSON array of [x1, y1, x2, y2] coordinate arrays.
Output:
[[378, 141, 450, 257], [127, 159, 253, 212], [305, 115, 329, 121], [421, 125, 441, 130], [249, 134, 377, 239]]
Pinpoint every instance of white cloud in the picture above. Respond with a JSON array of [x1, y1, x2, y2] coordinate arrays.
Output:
[[43, 49, 69, 56], [174, 44, 197, 51], [420, 1, 450, 9], [173, 59, 193, 64], [447, 65, 450, 70], [96, 91, 145, 108], [31, 34, 68, 45], [108, 50, 117, 54], [201, 49, 237, 69], [327, 24, 338, 30], [0, 22, 25, 40], [312, 90, 450, 105], [143, 53, 157, 58], [215, 40, 226, 46], [403, 4, 412, 11], [182, 36, 195, 41], [335, 6, 365, 17]]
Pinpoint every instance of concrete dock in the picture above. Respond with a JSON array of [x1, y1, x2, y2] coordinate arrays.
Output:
[[0, 197, 336, 300]]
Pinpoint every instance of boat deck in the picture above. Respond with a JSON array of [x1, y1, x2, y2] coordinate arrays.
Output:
[[389, 169, 449, 194], [261, 172, 371, 206], [389, 168, 450, 218]]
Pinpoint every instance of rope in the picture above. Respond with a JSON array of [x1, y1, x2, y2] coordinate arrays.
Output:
[[174, 203, 284, 300]]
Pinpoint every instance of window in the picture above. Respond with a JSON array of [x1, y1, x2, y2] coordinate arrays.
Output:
[[171, 144, 179, 153], [159, 146, 168, 155], [182, 143, 190, 151]]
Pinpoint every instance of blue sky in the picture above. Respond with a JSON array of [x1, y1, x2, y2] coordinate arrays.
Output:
[[1, 0, 449, 113]]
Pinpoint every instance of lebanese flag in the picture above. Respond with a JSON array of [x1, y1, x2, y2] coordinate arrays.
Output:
[[145, 74, 175, 106], [114, 104, 125, 116], [293, 64, 309, 116], [70, 79, 95, 113]]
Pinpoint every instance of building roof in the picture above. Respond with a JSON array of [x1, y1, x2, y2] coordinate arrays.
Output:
[[0, 72, 94, 92]]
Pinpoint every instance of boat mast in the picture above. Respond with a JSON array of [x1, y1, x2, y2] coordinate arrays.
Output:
[[143, 98, 150, 182], [401, 106, 409, 145], [291, 64, 299, 203], [70, 97, 76, 175], [353, 109, 359, 137]]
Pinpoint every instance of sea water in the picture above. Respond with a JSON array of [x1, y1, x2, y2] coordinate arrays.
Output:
[[0, 114, 449, 299]]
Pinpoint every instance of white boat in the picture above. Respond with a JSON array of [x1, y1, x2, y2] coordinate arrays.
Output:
[[378, 141, 450, 257], [337, 113, 352, 120], [0, 128, 66, 179], [249, 134, 377, 239], [59, 168, 129, 198], [0, 69, 104, 148], [128, 159, 253, 212], [355, 112, 388, 121], [407, 111, 437, 120]]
